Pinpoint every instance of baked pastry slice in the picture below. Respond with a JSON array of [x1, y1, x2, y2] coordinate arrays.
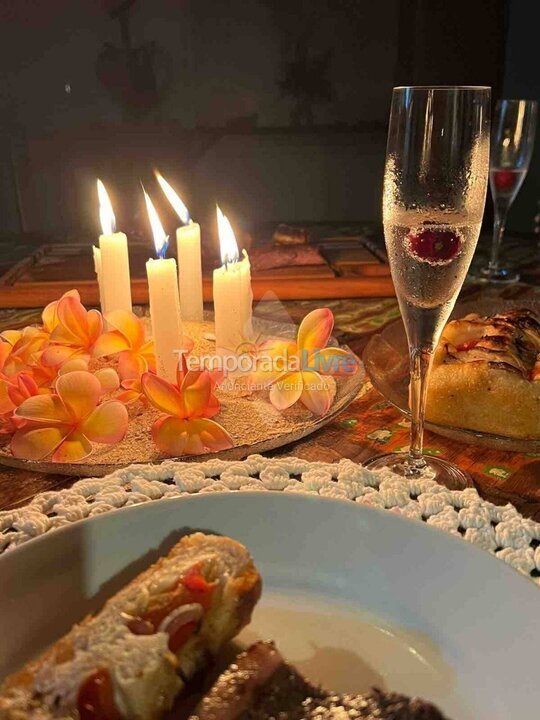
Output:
[[0, 533, 261, 720], [426, 309, 540, 439]]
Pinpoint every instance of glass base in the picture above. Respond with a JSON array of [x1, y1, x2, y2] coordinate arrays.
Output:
[[364, 452, 472, 490], [469, 265, 520, 284]]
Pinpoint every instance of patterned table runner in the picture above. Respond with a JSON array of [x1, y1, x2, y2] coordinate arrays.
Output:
[[0, 455, 539, 586]]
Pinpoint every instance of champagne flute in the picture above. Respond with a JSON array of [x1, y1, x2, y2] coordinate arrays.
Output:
[[476, 99, 537, 283], [365, 86, 491, 486]]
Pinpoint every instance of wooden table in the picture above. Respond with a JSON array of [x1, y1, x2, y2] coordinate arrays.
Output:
[[1, 284, 539, 521]]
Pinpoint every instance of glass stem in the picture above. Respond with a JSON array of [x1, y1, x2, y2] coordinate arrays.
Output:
[[407, 344, 434, 474], [487, 211, 507, 275]]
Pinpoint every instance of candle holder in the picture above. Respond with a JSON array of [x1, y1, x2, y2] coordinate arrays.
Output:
[[0, 294, 364, 477]]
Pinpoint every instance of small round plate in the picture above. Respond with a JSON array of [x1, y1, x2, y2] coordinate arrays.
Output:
[[363, 288, 540, 452]]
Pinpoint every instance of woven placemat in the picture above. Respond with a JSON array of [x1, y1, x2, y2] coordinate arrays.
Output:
[[1, 454, 539, 584]]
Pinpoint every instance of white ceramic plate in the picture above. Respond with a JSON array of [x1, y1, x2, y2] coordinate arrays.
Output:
[[0, 493, 538, 718]]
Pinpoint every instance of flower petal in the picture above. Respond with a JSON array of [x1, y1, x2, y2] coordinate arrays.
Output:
[[140, 340, 156, 373], [42, 291, 80, 333], [183, 432, 205, 455], [58, 358, 89, 375], [86, 309, 104, 345], [0, 379, 14, 414], [81, 401, 128, 443], [41, 344, 79, 367], [151, 415, 188, 456], [56, 296, 89, 342], [0, 342, 11, 371], [92, 331, 130, 358], [297, 308, 334, 353], [8, 373, 39, 407], [309, 347, 360, 377], [300, 371, 333, 415], [41, 299, 58, 334], [141, 372, 184, 416], [94, 368, 120, 394], [51, 430, 92, 463], [248, 339, 298, 388], [11, 425, 70, 460], [269, 371, 304, 410], [55, 371, 101, 420], [118, 351, 147, 380], [181, 371, 212, 418], [15, 393, 70, 424], [31, 361, 59, 387], [1, 330, 22, 348], [116, 388, 141, 405], [204, 393, 220, 419], [190, 418, 233, 452], [105, 310, 145, 349]]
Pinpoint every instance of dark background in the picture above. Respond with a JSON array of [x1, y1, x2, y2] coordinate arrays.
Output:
[[0, 0, 537, 244]]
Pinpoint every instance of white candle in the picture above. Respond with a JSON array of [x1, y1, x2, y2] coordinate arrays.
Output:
[[92, 246, 106, 315], [155, 171, 203, 322], [143, 188, 183, 383], [177, 221, 203, 322], [96, 179, 132, 315], [146, 258, 183, 382], [213, 206, 253, 353]]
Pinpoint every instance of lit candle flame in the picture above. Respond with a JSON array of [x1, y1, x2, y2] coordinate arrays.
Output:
[[217, 205, 239, 266], [97, 179, 116, 235], [155, 170, 190, 225], [143, 186, 169, 259]]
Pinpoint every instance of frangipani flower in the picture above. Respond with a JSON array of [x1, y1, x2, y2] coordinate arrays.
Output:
[[93, 311, 156, 379], [12, 370, 128, 462], [41, 296, 103, 367], [0, 326, 50, 376], [141, 364, 232, 457], [250, 308, 358, 416]]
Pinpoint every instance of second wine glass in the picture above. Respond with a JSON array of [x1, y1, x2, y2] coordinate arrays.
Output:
[[477, 99, 537, 283]]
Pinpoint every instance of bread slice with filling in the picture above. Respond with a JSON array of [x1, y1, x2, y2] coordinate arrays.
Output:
[[0, 533, 261, 720]]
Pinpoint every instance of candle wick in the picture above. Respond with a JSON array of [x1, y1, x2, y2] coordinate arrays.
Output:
[[157, 236, 170, 260]]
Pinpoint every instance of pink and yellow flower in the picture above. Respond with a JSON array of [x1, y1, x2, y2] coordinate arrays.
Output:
[[141, 363, 232, 457], [93, 310, 156, 379], [249, 308, 358, 416], [0, 326, 50, 377], [41, 295, 103, 367], [11, 370, 128, 462]]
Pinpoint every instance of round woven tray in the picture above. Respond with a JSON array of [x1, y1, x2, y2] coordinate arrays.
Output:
[[1, 455, 539, 585]]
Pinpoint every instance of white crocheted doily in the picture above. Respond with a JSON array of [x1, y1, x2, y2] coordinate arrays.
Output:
[[1, 455, 539, 585]]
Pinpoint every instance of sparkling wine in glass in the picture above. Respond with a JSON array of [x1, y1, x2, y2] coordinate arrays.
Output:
[[365, 86, 491, 486], [478, 99, 537, 283]]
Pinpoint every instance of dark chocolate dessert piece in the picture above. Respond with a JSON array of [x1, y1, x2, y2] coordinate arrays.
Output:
[[190, 642, 449, 720]]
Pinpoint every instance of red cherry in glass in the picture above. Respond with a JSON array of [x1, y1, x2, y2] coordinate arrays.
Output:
[[493, 170, 516, 192], [407, 229, 461, 262]]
